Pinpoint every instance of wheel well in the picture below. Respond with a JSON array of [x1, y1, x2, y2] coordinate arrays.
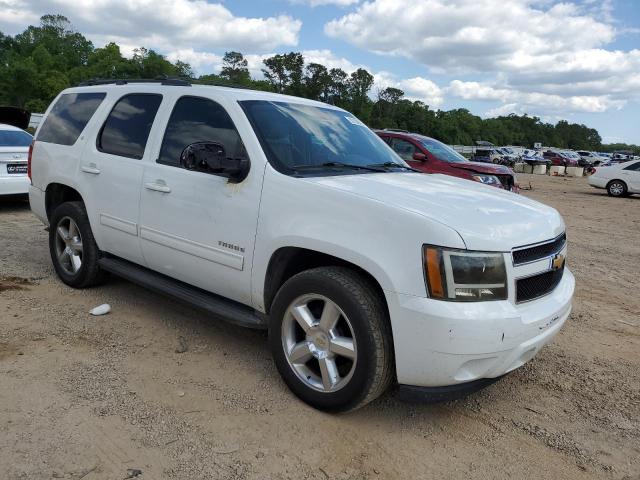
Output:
[[606, 179, 627, 189], [263, 247, 388, 315], [45, 183, 83, 221]]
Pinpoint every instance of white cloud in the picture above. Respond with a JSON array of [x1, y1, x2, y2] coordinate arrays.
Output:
[[325, 0, 640, 116], [449, 80, 627, 115], [0, 0, 301, 52], [302, 49, 362, 72], [291, 0, 359, 6], [374, 72, 444, 108], [165, 50, 224, 74], [325, 0, 615, 73]]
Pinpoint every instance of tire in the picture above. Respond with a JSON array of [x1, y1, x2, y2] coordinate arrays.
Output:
[[49, 201, 108, 288], [607, 180, 627, 197], [269, 267, 394, 412]]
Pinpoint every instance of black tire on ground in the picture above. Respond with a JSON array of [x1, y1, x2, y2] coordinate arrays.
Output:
[[606, 180, 628, 197], [269, 266, 394, 412], [49, 201, 108, 288]]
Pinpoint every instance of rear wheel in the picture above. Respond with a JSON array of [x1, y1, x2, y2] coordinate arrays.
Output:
[[269, 267, 394, 412], [49, 201, 108, 288], [607, 180, 627, 197]]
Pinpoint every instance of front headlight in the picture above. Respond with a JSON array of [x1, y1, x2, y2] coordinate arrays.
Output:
[[423, 246, 507, 301], [472, 174, 500, 185]]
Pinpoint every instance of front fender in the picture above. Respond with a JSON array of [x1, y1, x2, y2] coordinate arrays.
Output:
[[250, 167, 465, 310]]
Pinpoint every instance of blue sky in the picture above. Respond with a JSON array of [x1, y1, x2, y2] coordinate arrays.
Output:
[[2, 0, 639, 143]]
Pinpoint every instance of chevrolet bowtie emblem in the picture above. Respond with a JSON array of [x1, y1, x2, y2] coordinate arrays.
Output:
[[552, 253, 565, 270]]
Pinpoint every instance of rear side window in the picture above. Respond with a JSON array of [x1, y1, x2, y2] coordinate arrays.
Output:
[[623, 161, 640, 171], [37, 92, 106, 146], [158, 96, 245, 167], [97, 94, 162, 159]]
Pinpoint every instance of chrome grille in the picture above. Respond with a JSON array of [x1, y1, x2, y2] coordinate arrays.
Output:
[[516, 267, 564, 303], [512, 233, 566, 266]]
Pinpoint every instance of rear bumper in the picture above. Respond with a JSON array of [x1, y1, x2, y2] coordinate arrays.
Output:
[[588, 176, 607, 189], [386, 268, 575, 388], [28, 184, 48, 225], [0, 175, 29, 195]]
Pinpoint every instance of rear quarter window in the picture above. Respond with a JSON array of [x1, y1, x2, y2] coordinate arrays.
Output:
[[37, 92, 106, 146]]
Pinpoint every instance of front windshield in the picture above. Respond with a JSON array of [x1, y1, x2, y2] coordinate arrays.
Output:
[[0, 129, 32, 147], [239, 100, 405, 174], [419, 137, 467, 163]]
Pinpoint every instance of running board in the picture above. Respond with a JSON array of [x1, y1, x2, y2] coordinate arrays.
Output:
[[98, 256, 267, 329]]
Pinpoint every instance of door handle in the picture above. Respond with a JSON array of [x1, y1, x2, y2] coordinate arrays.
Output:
[[81, 163, 101, 175], [144, 181, 171, 193]]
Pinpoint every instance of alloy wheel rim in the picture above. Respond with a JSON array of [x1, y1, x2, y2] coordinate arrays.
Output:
[[282, 294, 357, 393], [54, 216, 83, 275], [610, 183, 624, 195]]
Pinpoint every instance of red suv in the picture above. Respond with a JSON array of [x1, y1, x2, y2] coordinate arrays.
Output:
[[376, 130, 518, 192]]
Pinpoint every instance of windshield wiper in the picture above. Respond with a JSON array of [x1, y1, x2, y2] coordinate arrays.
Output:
[[367, 162, 418, 171], [294, 162, 386, 173]]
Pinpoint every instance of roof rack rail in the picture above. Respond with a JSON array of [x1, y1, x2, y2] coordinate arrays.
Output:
[[191, 80, 256, 90], [77, 77, 191, 87], [383, 128, 409, 133]]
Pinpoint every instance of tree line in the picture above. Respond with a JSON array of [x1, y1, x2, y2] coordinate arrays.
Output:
[[1, 15, 637, 153]]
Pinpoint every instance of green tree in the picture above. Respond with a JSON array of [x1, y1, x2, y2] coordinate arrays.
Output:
[[347, 68, 374, 121], [262, 52, 304, 95], [303, 63, 331, 101], [220, 51, 250, 84]]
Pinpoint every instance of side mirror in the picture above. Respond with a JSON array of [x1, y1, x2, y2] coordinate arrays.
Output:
[[180, 142, 249, 183], [412, 152, 427, 161]]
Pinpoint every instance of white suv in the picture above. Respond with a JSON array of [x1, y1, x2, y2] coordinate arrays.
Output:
[[29, 80, 575, 411]]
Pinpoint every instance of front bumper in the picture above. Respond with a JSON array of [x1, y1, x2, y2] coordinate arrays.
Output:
[[0, 175, 30, 196], [386, 268, 575, 388]]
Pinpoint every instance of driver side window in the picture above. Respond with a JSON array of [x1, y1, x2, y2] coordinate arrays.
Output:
[[391, 138, 416, 161], [158, 96, 246, 168]]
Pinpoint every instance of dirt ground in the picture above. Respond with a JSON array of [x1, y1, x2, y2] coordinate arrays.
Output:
[[1, 174, 638, 480]]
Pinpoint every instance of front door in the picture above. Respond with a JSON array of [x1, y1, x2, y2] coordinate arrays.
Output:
[[139, 94, 263, 306], [390, 138, 428, 172]]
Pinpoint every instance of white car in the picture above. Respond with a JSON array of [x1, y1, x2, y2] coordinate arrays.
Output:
[[588, 159, 640, 197], [576, 150, 607, 166], [0, 123, 32, 196], [28, 81, 574, 411]]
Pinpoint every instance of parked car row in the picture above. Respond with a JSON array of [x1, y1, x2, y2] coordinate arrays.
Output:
[[468, 145, 627, 169]]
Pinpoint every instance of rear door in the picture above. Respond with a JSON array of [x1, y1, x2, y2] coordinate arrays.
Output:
[[622, 161, 640, 191], [138, 94, 263, 306], [81, 92, 163, 265]]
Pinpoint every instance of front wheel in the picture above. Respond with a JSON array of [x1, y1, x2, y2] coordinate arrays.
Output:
[[269, 267, 394, 412]]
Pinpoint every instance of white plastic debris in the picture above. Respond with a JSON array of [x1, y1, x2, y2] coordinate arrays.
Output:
[[89, 303, 111, 316]]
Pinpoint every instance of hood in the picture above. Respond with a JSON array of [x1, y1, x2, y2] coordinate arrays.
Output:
[[304, 172, 564, 251], [450, 161, 513, 176]]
